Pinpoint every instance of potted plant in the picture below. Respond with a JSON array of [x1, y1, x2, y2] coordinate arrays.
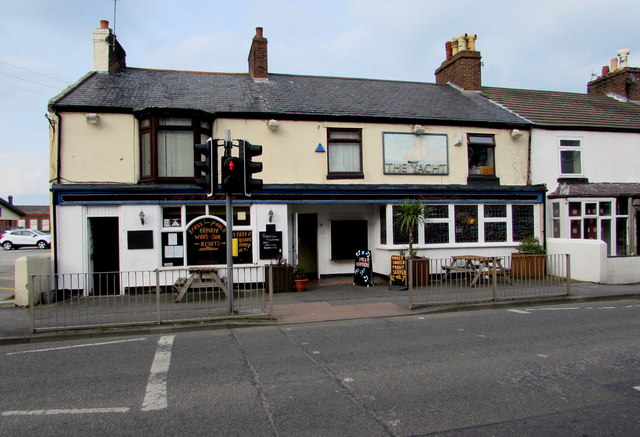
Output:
[[511, 236, 546, 279], [265, 254, 294, 293], [293, 264, 308, 292], [394, 199, 430, 286]]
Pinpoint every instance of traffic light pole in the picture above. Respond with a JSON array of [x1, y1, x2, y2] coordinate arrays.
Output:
[[225, 130, 234, 314]]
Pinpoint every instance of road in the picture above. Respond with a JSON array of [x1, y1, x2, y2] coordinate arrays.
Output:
[[1, 300, 639, 436], [0, 247, 49, 301]]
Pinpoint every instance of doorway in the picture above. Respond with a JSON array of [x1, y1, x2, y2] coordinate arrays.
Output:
[[88, 217, 120, 295], [297, 214, 318, 279]]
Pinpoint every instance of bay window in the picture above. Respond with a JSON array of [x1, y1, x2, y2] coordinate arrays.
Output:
[[140, 116, 212, 181]]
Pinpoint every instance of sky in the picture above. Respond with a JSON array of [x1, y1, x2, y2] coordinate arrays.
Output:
[[1, 0, 639, 205]]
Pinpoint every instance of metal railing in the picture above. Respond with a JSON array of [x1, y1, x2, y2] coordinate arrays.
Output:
[[28, 266, 271, 333], [408, 254, 570, 309]]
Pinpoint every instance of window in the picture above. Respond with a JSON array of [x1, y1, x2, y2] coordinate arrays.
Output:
[[140, 116, 212, 181], [455, 205, 478, 243], [559, 138, 582, 175], [512, 205, 534, 241], [551, 202, 560, 238], [331, 220, 367, 259], [467, 134, 495, 176], [327, 128, 363, 179], [564, 198, 628, 255]]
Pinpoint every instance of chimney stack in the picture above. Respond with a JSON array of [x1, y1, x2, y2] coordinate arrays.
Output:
[[248, 27, 268, 81], [588, 49, 640, 100], [93, 20, 126, 73], [434, 33, 482, 91]]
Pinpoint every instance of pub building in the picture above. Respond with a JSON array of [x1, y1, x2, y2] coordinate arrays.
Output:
[[48, 23, 544, 285]]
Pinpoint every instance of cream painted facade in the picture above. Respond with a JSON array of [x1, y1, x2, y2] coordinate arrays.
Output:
[[52, 114, 529, 187], [50, 111, 542, 286]]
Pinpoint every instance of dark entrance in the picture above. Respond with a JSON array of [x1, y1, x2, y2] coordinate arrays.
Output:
[[298, 214, 318, 279], [89, 217, 120, 295]]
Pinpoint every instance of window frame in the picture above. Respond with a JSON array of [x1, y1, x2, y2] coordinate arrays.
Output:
[[467, 134, 496, 177], [326, 128, 364, 179], [139, 115, 212, 182], [558, 138, 583, 177]]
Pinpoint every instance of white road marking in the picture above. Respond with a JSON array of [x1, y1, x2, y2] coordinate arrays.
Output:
[[2, 407, 129, 416], [508, 309, 531, 314], [528, 307, 581, 311], [634, 386, 640, 392], [5, 338, 147, 356], [141, 335, 175, 411]]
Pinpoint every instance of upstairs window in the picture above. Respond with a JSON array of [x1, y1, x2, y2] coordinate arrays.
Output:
[[467, 134, 495, 176], [559, 138, 582, 176], [140, 116, 212, 181], [327, 128, 363, 179]]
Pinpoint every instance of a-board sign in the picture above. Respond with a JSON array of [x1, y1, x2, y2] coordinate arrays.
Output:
[[186, 218, 252, 265], [259, 230, 283, 260], [353, 250, 373, 287], [389, 255, 407, 290]]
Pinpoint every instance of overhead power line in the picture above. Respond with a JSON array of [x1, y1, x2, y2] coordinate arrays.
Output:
[[0, 60, 70, 85]]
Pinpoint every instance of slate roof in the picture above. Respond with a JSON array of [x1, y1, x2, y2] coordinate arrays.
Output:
[[50, 68, 529, 127], [482, 86, 640, 131], [548, 182, 640, 198]]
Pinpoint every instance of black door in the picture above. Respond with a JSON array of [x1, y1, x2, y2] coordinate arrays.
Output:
[[89, 217, 120, 295], [297, 214, 318, 279]]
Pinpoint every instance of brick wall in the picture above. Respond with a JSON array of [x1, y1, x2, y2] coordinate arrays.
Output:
[[434, 50, 482, 91], [587, 68, 640, 100]]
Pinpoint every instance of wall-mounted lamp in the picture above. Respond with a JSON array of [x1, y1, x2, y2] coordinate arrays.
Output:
[[85, 113, 100, 124], [139, 210, 145, 225], [268, 209, 274, 223], [412, 124, 426, 134], [267, 119, 279, 130], [511, 129, 523, 139], [453, 133, 463, 147]]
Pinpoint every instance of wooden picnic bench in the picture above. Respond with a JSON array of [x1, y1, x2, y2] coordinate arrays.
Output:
[[442, 255, 511, 287], [173, 267, 226, 303]]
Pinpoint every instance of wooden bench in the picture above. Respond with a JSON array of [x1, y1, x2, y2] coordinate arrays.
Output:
[[173, 267, 226, 303]]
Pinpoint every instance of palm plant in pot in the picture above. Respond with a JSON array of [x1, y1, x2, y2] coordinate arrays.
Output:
[[394, 199, 430, 286], [512, 236, 546, 279], [293, 264, 308, 292]]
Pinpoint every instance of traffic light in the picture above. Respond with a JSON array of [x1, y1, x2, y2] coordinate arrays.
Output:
[[194, 138, 217, 196], [221, 156, 244, 194], [239, 140, 263, 196]]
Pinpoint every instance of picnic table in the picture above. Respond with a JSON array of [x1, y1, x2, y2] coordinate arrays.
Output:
[[173, 267, 226, 302], [442, 255, 511, 287]]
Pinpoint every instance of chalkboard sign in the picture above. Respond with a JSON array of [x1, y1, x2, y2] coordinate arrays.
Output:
[[389, 255, 407, 290], [259, 230, 283, 260], [353, 250, 373, 287], [186, 218, 253, 265]]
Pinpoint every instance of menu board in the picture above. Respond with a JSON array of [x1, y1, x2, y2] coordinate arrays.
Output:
[[186, 218, 252, 265], [259, 230, 283, 260], [353, 250, 373, 286], [233, 230, 253, 264], [390, 255, 407, 290]]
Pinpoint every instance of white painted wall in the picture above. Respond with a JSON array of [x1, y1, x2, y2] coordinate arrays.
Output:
[[547, 238, 607, 283], [14, 254, 52, 306], [530, 129, 640, 191]]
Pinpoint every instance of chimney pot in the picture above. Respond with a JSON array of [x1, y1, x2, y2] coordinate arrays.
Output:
[[445, 41, 452, 59], [8, 195, 13, 205], [100, 20, 109, 29], [256, 27, 263, 38], [602, 65, 610, 76]]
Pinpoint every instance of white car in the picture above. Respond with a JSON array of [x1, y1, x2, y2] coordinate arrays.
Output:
[[0, 229, 51, 250]]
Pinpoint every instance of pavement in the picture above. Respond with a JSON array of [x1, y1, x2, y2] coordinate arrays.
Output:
[[0, 277, 639, 345]]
